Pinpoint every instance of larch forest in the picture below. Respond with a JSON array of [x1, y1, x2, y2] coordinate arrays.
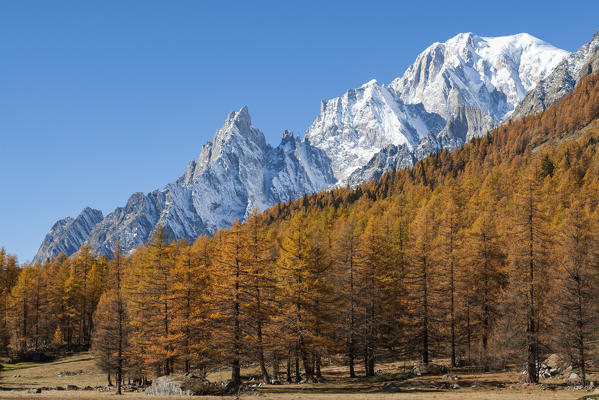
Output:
[[3, 70, 599, 395]]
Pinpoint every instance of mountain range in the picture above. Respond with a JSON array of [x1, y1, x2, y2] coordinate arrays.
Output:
[[33, 31, 599, 263]]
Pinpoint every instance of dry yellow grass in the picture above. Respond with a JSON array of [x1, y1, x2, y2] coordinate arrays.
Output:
[[0, 353, 594, 399], [0, 353, 107, 390], [0, 388, 589, 399]]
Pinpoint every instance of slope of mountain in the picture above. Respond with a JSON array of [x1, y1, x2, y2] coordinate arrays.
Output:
[[37, 107, 335, 258], [512, 32, 599, 119], [33, 207, 103, 263], [35, 32, 572, 260]]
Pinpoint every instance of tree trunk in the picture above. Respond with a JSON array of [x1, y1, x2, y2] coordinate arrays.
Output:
[[184, 281, 191, 374], [295, 272, 314, 382], [286, 351, 292, 383], [466, 290, 471, 362], [21, 297, 27, 353], [117, 298, 123, 395], [294, 351, 301, 383], [366, 261, 375, 377], [257, 315, 270, 383], [272, 351, 279, 382], [299, 337, 314, 382], [422, 253, 429, 365], [576, 275, 586, 386], [232, 260, 242, 386], [348, 238, 356, 378], [315, 352, 322, 379], [527, 192, 538, 384], [363, 344, 368, 377], [482, 234, 489, 372], [449, 223, 456, 368], [116, 250, 124, 395]]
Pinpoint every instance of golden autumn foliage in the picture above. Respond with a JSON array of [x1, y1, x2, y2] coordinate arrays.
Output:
[[3, 72, 599, 387]]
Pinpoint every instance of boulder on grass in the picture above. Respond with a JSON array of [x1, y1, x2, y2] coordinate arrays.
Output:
[[145, 375, 215, 396], [145, 376, 193, 396], [569, 372, 580, 381], [414, 363, 448, 375]]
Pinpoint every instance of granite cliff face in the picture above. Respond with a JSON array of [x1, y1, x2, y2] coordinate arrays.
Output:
[[346, 144, 415, 187], [577, 36, 599, 85], [35, 32, 572, 260], [33, 207, 103, 263]]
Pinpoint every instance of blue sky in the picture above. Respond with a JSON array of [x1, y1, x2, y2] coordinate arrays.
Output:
[[1, 0, 598, 262]]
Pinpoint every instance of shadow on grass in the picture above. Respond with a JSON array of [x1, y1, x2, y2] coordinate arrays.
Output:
[[259, 385, 444, 394], [1, 355, 94, 372]]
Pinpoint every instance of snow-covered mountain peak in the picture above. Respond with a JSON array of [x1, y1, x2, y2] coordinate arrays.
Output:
[[303, 32, 567, 183], [361, 79, 378, 88], [216, 106, 260, 142], [305, 79, 444, 181], [390, 32, 568, 122], [210, 106, 266, 160], [178, 106, 268, 185], [224, 105, 251, 126]]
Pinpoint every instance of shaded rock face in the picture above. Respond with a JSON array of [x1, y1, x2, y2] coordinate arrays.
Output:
[[512, 31, 599, 119], [345, 105, 495, 187], [577, 42, 599, 85], [346, 144, 415, 187], [33, 207, 103, 263]]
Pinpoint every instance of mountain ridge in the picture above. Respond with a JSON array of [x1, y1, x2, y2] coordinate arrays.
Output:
[[34, 108, 335, 262], [33, 31, 574, 262], [306, 32, 567, 184]]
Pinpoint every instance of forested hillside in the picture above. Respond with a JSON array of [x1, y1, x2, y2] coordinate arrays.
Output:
[[2, 72, 599, 393]]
